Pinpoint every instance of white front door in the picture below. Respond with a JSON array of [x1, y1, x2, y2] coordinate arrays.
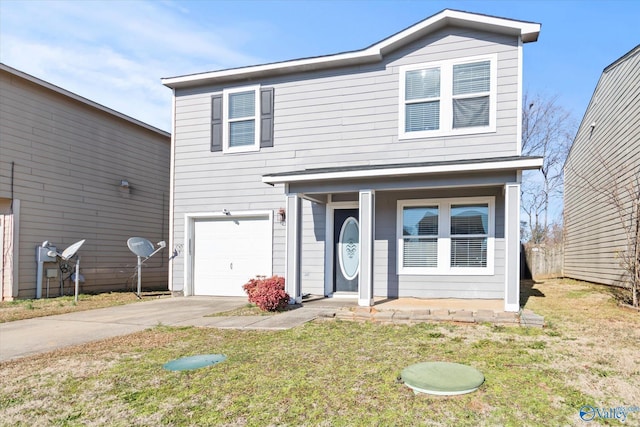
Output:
[[193, 216, 272, 296]]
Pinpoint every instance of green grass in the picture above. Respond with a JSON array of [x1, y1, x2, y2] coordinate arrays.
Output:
[[2, 323, 589, 426], [0, 322, 603, 426], [1, 279, 638, 426]]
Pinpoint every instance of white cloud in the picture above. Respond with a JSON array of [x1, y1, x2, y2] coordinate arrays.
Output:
[[0, 0, 266, 131]]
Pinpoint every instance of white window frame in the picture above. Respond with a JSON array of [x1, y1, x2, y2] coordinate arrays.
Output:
[[398, 54, 497, 140], [223, 85, 261, 153], [397, 196, 495, 275]]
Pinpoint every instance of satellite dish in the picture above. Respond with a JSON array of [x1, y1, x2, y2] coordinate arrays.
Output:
[[127, 237, 155, 258], [60, 239, 86, 260], [127, 237, 165, 298]]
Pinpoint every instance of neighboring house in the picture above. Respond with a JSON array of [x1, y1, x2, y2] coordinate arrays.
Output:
[[0, 64, 171, 300], [162, 9, 542, 312], [564, 45, 640, 287]]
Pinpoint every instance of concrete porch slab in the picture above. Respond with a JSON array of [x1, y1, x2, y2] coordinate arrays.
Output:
[[323, 296, 541, 326]]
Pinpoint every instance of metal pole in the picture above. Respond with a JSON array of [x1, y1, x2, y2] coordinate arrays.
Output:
[[36, 258, 44, 299], [74, 256, 80, 303], [137, 256, 142, 298]]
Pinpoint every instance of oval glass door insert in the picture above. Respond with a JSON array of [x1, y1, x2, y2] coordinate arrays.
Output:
[[338, 216, 360, 281]]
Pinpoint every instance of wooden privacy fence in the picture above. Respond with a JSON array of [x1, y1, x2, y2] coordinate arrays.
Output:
[[522, 243, 564, 279]]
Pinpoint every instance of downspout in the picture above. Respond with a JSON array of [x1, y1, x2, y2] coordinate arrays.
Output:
[[10, 161, 14, 211]]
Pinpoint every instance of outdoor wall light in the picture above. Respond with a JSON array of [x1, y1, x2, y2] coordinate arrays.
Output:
[[278, 208, 286, 224], [120, 179, 130, 188]]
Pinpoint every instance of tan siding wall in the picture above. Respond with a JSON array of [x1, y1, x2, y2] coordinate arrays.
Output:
[[0, 69, 171, 298], [170, 26, 522, 293], [564, 47, 640, 286]]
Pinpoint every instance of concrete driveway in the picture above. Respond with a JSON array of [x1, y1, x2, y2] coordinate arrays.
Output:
[[0, 296, 346, 362], [0, 297, 247, 362]]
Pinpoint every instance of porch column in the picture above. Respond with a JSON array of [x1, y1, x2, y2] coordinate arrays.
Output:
[[358, 190, 375, 307], [285, 193, 302, 304], [504, 183, 520, 312]]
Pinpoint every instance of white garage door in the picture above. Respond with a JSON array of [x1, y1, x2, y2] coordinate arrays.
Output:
[[193, 216, 272, 296]]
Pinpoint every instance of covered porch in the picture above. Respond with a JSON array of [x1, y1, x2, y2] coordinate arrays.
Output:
[[263, 156, 542, 313]]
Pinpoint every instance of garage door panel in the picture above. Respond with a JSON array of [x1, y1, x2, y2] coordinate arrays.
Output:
[[193, 216, 272, 296]]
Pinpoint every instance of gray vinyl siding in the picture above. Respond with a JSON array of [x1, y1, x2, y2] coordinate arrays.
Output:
[[170, 26, 522, 293], [564, 46, 640, 286], [300, 199, 326, 295], [0, 68, 170, 298]]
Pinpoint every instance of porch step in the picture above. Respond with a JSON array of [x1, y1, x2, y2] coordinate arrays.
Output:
[[519, 310, 545, 328]]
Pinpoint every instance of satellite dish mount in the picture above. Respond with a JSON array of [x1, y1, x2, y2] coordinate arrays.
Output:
[[38, 239, 86, 302], [127, 237, 166, 297]]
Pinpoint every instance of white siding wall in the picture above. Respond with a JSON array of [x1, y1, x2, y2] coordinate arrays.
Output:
[[0, 69, 171, 298], [170, 27, 521, 293], [564, 47, 640, 286]]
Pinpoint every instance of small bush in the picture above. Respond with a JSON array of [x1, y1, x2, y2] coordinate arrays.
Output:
[[242, 275, 289, 312]]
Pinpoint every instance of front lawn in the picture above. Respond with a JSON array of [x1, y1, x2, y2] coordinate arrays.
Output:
[[0, 279, 638, 426]]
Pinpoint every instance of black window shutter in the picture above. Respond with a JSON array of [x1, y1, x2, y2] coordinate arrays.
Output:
[[260, 87, 274, 148], [211, 94, 223, 152]]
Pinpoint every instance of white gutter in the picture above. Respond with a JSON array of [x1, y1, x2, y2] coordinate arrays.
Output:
[[263, 157, 543, 185]]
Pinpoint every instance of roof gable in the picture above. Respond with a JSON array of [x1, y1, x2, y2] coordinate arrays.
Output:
[[1, 63, 170, 138], [162, 9, 540, 89]]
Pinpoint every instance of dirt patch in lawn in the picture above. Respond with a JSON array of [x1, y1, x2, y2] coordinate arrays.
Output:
[[206, 302, 300, 317]]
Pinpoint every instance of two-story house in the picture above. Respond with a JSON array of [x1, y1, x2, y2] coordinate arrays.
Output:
[[162, 9, 542, 312]]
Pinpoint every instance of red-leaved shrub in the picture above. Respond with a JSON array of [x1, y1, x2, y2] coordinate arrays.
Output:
[[242, 275, 289, 311]]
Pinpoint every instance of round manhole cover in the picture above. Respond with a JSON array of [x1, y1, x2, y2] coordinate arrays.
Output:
[[401, 361, 484, 395], [163, 354, 227, 371]]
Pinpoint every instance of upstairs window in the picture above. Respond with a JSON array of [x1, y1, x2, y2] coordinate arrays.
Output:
[[210, 86, 274, 153], [228, 90, 257, 148], [452, 61, 490, 128], [405, 68, 440, 132], [399, 55, 496, 139]]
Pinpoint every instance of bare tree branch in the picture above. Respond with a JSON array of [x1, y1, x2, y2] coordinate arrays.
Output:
[[521, 92, 576, 242]]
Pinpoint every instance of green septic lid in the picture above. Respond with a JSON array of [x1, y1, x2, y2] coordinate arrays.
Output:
[[401, 362, 484, 395], [163, 354, 227, 371]]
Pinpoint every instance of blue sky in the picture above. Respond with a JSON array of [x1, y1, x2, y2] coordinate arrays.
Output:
[[1, 0, 638, 132]]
